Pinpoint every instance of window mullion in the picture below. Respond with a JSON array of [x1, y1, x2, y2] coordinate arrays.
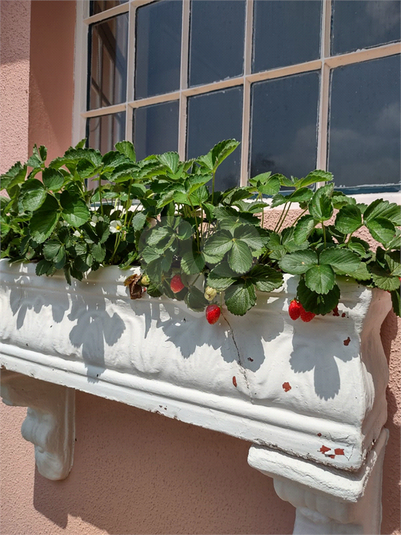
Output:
[[125, 2, 137, 141], [316, 0, 332, 173], [178, 0, 190, 161], [240, 0, 254, 186]]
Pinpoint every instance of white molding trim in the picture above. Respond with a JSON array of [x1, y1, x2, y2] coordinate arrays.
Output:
[[0, 369, 75, 481]]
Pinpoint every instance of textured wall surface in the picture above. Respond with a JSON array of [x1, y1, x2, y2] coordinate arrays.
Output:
[[0, 0, 31, 174], [0, 1, 400, 534]]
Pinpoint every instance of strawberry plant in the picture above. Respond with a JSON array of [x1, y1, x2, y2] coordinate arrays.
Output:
[[1, 139, 400, 319]]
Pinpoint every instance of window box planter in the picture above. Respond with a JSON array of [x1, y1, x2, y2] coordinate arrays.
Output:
[[0, 259, 392, 534]]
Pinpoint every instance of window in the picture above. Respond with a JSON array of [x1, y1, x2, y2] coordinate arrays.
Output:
[[74, 0, 401, 195]]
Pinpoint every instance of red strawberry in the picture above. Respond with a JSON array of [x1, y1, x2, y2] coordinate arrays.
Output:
[[170, 274, 185, 293], [288, 299, 301, 320], [206, 304, 221, 325], [300, 305, 315, 322]]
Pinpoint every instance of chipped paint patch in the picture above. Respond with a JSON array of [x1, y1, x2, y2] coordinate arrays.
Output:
[[335, 448, 344, 455], [232, 376, 237, 387], [319, 445, 331, 454], [343, 337, 351, 346], [282, 382, 291, 392]]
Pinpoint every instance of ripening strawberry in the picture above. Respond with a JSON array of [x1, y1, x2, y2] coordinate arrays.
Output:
[[206, 304, 221, 325], [300, 305, 315, 322], [288, 299, 302, 320], [170, 274, 185, 293], [204, 286, 217, 301]]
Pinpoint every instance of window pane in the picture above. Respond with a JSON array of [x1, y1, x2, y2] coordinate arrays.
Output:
[[328, 56, 400, 193], [133, 101, 179, 160], [135, 0, 182, 99], [189, 0, 245, 87], [250, 72, 319, 179], [87, 112, 126, 153], [90, 0, 128, 16], [187, 87, 243, 191], [252, 0, 322, 73], [88, 14, 129, 110], [331, 0, 401, 55]]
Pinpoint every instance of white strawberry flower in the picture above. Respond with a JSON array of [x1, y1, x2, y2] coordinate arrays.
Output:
[[73, 230, 81, 238], [110, 220, 123, 234], [90, 214, 104, 227]]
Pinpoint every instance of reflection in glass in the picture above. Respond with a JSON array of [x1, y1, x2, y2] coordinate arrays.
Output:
[[328, 56, 400, 193], [189, 0, 245, 87], [187, 87, 243, 191], [87, 112, 126, 154], [135, 0, 182, 99], [88, 14, 129, 110], [252, 0, 322, 73], [90, 0, 128, 16], [133, 101, 179, 160], [250, 72, 319, 180], [331, 0, 400, 55]]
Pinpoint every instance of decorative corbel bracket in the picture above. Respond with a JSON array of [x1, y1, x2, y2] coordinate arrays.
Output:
[[248, 427, 388, 535], [0, 369, 75, 480]]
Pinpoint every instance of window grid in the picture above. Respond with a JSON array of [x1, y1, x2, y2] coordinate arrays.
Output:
[[76, 0, 401, 190]]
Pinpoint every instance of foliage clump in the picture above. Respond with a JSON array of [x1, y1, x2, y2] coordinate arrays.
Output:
[[1, 140, 400, 317]]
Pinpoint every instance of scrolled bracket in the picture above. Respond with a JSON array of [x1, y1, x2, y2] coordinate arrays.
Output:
[[0, 369, 75, 480], [248, 428, 388, 535]]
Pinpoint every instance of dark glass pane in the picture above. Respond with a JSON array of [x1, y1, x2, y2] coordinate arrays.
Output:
[[187, 87, 243, 190], [133, 101, 179, 160], [252, 0, 322, 73], [87, 112, 126, 154], [135, 0, 182, 99], [331, 1, 401, 55], [328, 56, 400, 193], [88, 14, 128, 110], [250, 72, 319, 179], [90, 0, 128, 16], [189, 0, 245, 87]]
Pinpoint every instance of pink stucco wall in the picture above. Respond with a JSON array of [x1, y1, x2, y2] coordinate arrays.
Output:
[[0, 2, 400, 534]]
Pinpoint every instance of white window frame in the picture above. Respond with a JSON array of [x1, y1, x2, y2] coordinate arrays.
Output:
[[72, 0, 401, 204]]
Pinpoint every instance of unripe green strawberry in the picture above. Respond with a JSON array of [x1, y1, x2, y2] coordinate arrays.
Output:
[[204, 286, 217, 301], [141, 274, 150, 286]]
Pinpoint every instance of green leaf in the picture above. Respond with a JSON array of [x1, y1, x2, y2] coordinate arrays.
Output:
[[181, 250, 205, 275], [42, 167, 64, 191], [384, 250, 401, 277], [271, 194, 287, 208], [364, 199, 401, 225], [115, 141, 136, 162], [319, 247, 361, 274], [21, 179, 47, 211], [371, 271, 400, 291], [27, 154, 42, 168], [332, 191, 357, 209], [176, 220, 193, 240], [335, 204, 362, 234], [347, 262, 372, 281], [224, 280, 256, 316], [157, 152, 179, 174], [305, 264, 335, 294], [147, 226, 171, 247], [203, 230, 233, 256], [29, 195, 60, 243], [249, 265, 283, 292], [211, 139, 240, 171], [60, 191, 90, 228], [185, 286, 209, 312], [278, 250, 318, 274], [309, 184, 334, 222], [43, 240, 63, 262], [295, 170, 333, 189], [92, 243, 106, 263], [249, 172, 271, 186], [132, 212, 147, 232], [297, 278, 341, 315], [142, 246, 162, 264], [366, 218, 396, 247], [287, 187, 313, 203], [294, 215, 316, 244], [228, 240, 253, 274], [256, 176, 281, 196], [35, 259, 56, 276], [234, 225, 267, 250], [207, 264, 237, 290]]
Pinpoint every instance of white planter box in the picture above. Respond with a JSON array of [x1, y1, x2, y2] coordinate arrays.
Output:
[[0, 259, 392, 533], [0, 259, 391, 467]]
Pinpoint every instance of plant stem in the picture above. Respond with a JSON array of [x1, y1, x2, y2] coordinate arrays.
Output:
[[322, 223, 327, 247], [211, 170, 216, 204], [98, 176, 103, 216], [275, 202, 292, 233]]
